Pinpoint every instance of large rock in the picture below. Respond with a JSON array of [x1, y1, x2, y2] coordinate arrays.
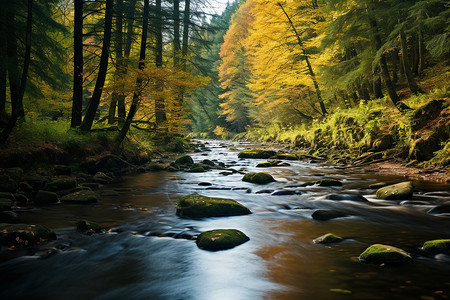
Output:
[[174, 155, 194, 166], [0, 199, 13, 211], [422, 239, 450, 255], [376, 182, 413, 200], [238, 149, 276, 159], [317, 179, 342, 187], [176, 194, 251, 218], [196, 229, 250, 251], [146, 162, 166, 171], [34, 190, 59, 204], [76, 220, 104, 234], [0, 175, 17, 193], [359, 244, 412, 264], [0, 223, 57, 247], [61, 190, 98, 204], [43, 178, 77, 192], [313, 233, 344, 244], [312, 209, 347, 221], [242, 172, 275, 184], [93, 172, 113, 184]]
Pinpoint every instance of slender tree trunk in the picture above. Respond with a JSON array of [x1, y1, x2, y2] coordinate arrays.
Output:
[[399, 27, 423, 94], [1, 0, 32, 143], [278, 3, 327, 116], [154, 0, 167, 126], [173, 0, 180, 68], [373, 72, 383, 98], [0, 17, 7, 121], [109, 0, 124, 125], [80, 0, 114, 132], [418, 27, 423, 76], [71, 0, 83, 128], [181, 0, 190, 72], [116, 0, 149, 146]]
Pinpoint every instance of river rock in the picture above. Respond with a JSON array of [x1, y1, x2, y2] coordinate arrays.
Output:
[[317, 179, 342, 187], [43, 178, 77, 192], [312, 209, 347, 221], [271, 190, 298, 196], [325, 194, 368, 202], [81, 154, 135, 174], [0, 199, 13, 211], [201, 159, 215, 166], [0, 175, 17, 193], [238, 149, 276, 159], [93, 172, 113, 184], [2, 167, 24, 181], [196, 229, 250, 251], [0, 192, 15, 201], [242, 172, 275, 184], [13, 193, 29, 204], [428, 202, 450, 214], [174, 155, 194, 166], [255, 189, 274, 194], [359, 244, 412, 264], [76, 220, 104, 234], [422, 239, 450, 255], [0, 211, 17, 222], [54, 165, 71, 176], [34, 190, 59, 204], [61, 190, 98, 204], [146, 162, 166, 171], [22, 175, 48, 190], [313, 233, 344, 244], [176, 194, 251, 218], [368, 182, 389, 189], [375, 182, 413, 200], [0, 223, 57, 247], [80, 182, 99, 190], [256, 160, 288, 167]]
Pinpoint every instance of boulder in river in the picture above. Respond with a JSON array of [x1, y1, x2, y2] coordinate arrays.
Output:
[[317, 179, 342, 187], [359, 244, 412, 264], [238, 149, 276, 159], [325, 194, 368, 202], [0, 175, 17, 193], [93, 172, 113, 184], [34, 190, 59, 204], [0, 199, 13, 211], [375, 182, 413, 200], [174, 155, 194, 166], [422, 239, 450, 255], [256, 160, 288, 168], [43, 178, 77, 192], [242, 172, 275, 184], [76, 220, 104, 234], [196, 229, 250, 251], [61, 190, 98, 204], [176, 194, 251, 218], [312, 209, 347, 221], [146, 162, 166, 171], [428, 202, 450, 214], [0, 223, 56, 247], [313, 233, 344, 244]]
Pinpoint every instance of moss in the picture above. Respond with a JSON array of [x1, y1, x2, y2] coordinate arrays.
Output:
[[256, 160, 283, 167], [146, 162, 166, 171], [61, 190, 98, 204], [312, 209, 347, 221], [0, 223, 56, 247], [313, 233, 344, 244], [376, 182, 413, 200], [422, 239, 450, 254], [174, 155, 194, 166], [317, 179, 343, 187], [238, 149, 276, 159], [43, 178, 77, 191], [176, 194, 251, 218], [93, 172, 113, 184], [359, 244, 412, 264], [242, 172, 275, 184], [196, 229, 250, 251]]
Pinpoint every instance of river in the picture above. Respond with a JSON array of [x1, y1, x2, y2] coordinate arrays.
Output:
[[1, 140, 449, 299]]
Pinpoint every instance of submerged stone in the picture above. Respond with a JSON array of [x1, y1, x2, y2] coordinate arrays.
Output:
[[238, 149, 276, 159], [376, 182, 413, 200], [359, 244, 412, 264], [313, 233, 344, 244], [312, 209, 347, 221], [61, 190, 98, 204], [317, 179, 343, 187], [325, 194, 368, 202], [176, 194, 251, 218], [0, 223, 56, 247], [422, 239, 450, 255], [242, 172, 275, 184], [196, 229, 250, 251]]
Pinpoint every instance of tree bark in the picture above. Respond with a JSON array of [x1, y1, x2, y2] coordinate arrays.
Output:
[[399, 27, 423, 94], [0, 16, 7, 121], [173, 0, 180, 68], [116, 0, 149, 146], [80, 0, 114, 132], [278, 3, 327, 116], [154, 0, 167, 126], [1, 0, 32, 143], [373, 71, 383, 98], [71, 0, 83, 128]]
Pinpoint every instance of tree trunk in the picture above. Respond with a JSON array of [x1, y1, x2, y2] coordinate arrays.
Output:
[[80, 0, 114, 132], [173, 0, 180, 68], [71, 0, 83, 128], [181, 0, 190, 72], [116, 0, 149, 146], [399, 27, 423, 94], [373, 71, 383, 98], [278, 3, 327, 116], [1, 0, 32, 143], [0, 16, 7, 121], [418, 27, 423, 76], [154, 0, 167, 126]]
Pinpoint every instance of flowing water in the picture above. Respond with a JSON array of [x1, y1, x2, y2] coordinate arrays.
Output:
[[1, 141, 450, 300]]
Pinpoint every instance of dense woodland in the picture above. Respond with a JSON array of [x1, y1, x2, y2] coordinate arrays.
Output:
[[0, 0, 448, 167]]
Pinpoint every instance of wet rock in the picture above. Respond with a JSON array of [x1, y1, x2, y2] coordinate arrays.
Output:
[[13, 193, 29, 205], [0, 223, 57, 247], [176, 194, 251, 218], [0, 199, 13, 211], [276, 153, 298, 160], [271, 190, 299, 196], [81, 154, 135, 174], [2, 167, 24, 181], [400, 200, 430, 206], [43, 178, 77, 192], [422, 239, 450, 255], [0, 192, 15, 201], [359, 244, 412, 264], [0, 175, 17, 193], [256, 160, 289, 168], [174, 155, 194, 166], [375, 182, 413, 200], [61, 190, 98, 204], [54, 165, 71, 176], [299, 182, 315, 187], [198, 182, 212, 186], [428, 202, 450, 214], [313, 233, 344, 244], [93, 172, 113, 184], [34, 190, 59, 204], [317, 179, 342, 187], [255, 189, 274, 194], [238, 149, 276, 159], [201, 159, 215, 166], [72, 186, 92, 192], [22, 175, 48, 190], [188, 166, 206, 173], [76, 220, 104, 234], [80, 182, 99, 190], [368, 182, 389, 189], [312, 209, 347, 221], [325, 194, 368, 202], [146, 162, 166, 171], [242, 172, 275, 184], [196, 229, 250, 251], [220, 171, 233, 176], [0, 211, 17, 222]]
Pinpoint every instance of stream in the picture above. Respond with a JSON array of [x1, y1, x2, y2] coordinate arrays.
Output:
[[1, 140, 449, 300]]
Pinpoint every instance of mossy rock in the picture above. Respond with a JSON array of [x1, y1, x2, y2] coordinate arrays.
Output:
[[43, 178, 77, 191], [376, 182, 413, 200], [174, 155, 194, 166], [0, 211, 17, 222], [256, 160, 286, 168], [359, 244, 412, 264], [14, 193, 29, 204], [34, 190, 59, 204], [0, 223, 56, 247], [79, 182, 99, 190], [276, 153, 298, 160], [313, 233, 344, 244], [93, 172, 113, 184], [242, 172, 275, 184], [0, 199, 13, 212], [256, 161, 273, 167], [0, 192, 15, 201], [312, 209, 347, 221], [317, 179, 342, 187], [238, 149, 276, 159], [196, 229, 250, 251], [189, 166, 206, 173], [176, 194, 251, 218], [76, 220, 103, 234], [61, 190, 98, 204], [422, 239, 450, 255], [0, 175, 17, 193], [146, 162, 166, 171]]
